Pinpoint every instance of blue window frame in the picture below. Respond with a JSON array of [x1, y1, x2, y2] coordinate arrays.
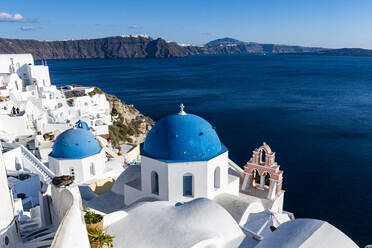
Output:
[[183, 175, 193, 196]]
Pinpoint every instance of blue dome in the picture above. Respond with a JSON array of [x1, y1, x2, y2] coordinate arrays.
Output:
[[50, 126, 102, 159], [143, 113, 227, 162]]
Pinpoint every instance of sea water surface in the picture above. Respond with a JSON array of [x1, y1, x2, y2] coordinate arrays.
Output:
[[45, 55, 372, 246]]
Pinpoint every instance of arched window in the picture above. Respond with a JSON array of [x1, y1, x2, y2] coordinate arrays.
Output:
[[264, 172, 271, 187], [214, 167, 220, 189], [261, 149, 266, 164], [151, 171, 159, 195], [183, 173, 193, 197], [253, 169, 260, 184]]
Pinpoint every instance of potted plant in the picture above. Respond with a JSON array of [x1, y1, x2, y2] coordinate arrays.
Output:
[[84, 209, 104, 230], [87, 228, 115, 248]]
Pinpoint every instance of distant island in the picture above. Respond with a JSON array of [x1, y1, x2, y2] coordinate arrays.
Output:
[[1, 35, 371, 59], [297, 48, 372, 57]]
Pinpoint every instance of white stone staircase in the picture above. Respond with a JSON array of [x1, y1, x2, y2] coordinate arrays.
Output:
[[20, 226, 56, 248], [20, 145, 55, 184], [18, 207, 56, 248]]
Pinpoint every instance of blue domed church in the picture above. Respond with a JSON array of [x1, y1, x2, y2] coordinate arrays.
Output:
[[48, 121, 106, 183], [123, 105, 240, 205]]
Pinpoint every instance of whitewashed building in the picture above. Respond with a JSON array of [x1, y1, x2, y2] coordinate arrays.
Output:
[[0, 54, 112, 143], [48, 121, 106, 184], [123, 105, 240, 205]]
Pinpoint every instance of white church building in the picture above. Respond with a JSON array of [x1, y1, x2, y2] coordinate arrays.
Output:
[[123, 105, 240, 205], [48, 121, 106, 184]]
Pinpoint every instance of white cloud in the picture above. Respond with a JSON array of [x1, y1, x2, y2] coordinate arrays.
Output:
[[201, 32, 217, 36], [0, 12, 34, 22], [129, 25, 142, 30], [20, 26, 37, 31]]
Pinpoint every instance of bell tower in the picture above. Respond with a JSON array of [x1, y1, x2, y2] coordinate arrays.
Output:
[[241, 142, 283, 200]]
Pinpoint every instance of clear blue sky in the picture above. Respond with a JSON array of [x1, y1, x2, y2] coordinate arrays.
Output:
[[1, 0, 372, 48]]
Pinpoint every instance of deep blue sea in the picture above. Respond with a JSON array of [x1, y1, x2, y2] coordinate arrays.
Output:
[[44, 55, 372, 246]]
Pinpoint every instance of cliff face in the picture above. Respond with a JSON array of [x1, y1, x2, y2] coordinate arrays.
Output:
[[0, 36, 326, 60], [0, 36, 188, 60], [146, 38, 190, 58], [105, 93, 154, 145]]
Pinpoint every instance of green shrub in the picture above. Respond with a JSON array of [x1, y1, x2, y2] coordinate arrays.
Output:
[[88, 228, 115, 248], [109, 115, 137, 146], [84, 210, 103, 224]]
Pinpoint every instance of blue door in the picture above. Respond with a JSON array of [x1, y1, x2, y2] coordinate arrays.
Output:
[[183, 175, 193, 196]]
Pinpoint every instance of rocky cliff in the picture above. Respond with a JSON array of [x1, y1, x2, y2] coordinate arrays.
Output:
[[0, 36, 191, 60], [105, 93, 154, 145], [0, 35, 326, 59]]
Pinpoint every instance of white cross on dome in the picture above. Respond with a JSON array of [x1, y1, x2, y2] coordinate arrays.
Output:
[[179, 103, 186, 115]]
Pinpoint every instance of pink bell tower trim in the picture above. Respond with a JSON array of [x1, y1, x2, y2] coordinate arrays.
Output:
[[241, 142, 283, 200]]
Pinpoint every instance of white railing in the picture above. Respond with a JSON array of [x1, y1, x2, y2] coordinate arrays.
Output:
[[240, 225, 264, 241], [20, 145, 55, 183], [228, 159, 244, 175]]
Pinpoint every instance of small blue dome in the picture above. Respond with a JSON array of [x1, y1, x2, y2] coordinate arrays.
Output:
[[143, 113, 227, 162], [50, 125, 102, 159]]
